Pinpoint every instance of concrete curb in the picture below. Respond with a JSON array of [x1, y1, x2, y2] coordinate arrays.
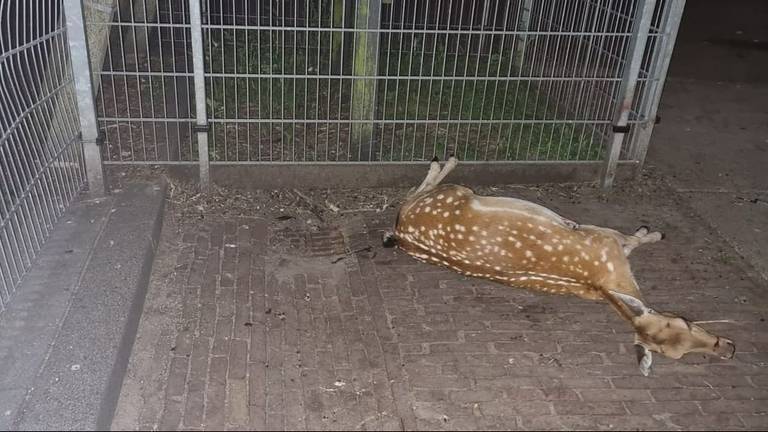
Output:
[[9, 181, 166, 431], [97, 182, 167, 430]]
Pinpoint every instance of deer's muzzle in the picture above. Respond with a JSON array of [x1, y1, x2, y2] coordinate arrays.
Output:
[[715, 337, 736, 359]]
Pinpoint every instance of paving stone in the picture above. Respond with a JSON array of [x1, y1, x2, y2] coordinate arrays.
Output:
[[115, 183, 768, 430]]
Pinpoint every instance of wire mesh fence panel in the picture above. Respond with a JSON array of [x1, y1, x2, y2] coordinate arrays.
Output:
[[0, 0, 86, 311], [93, 0, 683, 164], [94, 0, 198, 163]]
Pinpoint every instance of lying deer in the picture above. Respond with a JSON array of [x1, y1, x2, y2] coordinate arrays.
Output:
[[383, 156, 735, 376]]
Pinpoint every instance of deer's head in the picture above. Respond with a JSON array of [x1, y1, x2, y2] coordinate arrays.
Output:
[[611, 292, 735, 376]]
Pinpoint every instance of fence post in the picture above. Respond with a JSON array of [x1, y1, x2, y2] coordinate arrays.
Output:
[[331, 0, 345, 74], [628, 0, 686, 169], [350, 0, 381, 161], [63, 0, 105, 197], [514, 0, 533, 69], [189, 0, 210, 192], [601, 0, 656, 189]]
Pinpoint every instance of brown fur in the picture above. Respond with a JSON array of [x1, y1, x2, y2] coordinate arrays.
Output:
[[390, 159, 736, 374]]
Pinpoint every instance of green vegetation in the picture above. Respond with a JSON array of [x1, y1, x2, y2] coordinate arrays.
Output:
[[202, 29, 601, 162]]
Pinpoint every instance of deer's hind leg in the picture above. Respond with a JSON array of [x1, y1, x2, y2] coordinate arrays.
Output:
[[622, 226, 664, 256], [413, 156, 443, 195], [412, 155, 459, 196], [431, 155, 458, 187], [393, 157, 454, 247]]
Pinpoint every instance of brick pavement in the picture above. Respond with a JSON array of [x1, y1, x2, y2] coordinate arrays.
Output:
[[116, 185, 768, 431]]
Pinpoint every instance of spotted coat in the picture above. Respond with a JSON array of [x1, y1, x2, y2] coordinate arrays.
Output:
[[394, 184, 643, 302]]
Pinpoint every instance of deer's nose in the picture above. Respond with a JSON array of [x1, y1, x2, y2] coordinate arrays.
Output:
[[716, 338, 736, 359]]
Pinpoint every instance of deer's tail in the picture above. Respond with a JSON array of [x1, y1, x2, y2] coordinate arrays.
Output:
[[382, 231, 397, 248]]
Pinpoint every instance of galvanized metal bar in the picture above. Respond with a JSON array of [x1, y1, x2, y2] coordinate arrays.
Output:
[[601, 0, 656, 189], [100, 70, 627, 81], [196, 24, 632, 36], [63, 0, 105, 196], [629, 0, 686, 167], [189, 0, 210, 191]]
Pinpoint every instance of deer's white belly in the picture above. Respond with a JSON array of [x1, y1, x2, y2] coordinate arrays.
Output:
[[470, 196, 576, 229]]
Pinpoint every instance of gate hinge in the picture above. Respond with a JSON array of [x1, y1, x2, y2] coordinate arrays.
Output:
[[78, 131, 106, 146]]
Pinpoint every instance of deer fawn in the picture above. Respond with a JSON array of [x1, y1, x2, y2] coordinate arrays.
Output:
[[383, 156, 735, 376]]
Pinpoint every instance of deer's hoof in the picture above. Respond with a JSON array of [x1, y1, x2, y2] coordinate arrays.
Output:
[[635, 225, 650, 236], [431, 155, 440, 162]]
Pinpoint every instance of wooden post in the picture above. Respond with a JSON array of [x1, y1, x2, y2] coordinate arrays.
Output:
[[351, 0, 380, 161], [331, 0, 344, 74], [514, 0, 533, 70]]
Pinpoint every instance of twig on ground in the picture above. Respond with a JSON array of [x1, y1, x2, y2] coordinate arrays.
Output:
[[292, 188, 325, 223], [331, 245, 374, 263], [325, 199, 340, 213]]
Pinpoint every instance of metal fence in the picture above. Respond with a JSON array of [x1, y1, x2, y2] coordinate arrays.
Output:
[[0, 0, 684, 309], [0, 0, 88, 311], [93, 0, 684, 180]]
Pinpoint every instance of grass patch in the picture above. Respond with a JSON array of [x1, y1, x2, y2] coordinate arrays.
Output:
[[201, 29, 602, 162]]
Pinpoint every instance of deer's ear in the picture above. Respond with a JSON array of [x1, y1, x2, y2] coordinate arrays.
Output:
[[634, 343, 653, 376], [610, 291, 651, 317]]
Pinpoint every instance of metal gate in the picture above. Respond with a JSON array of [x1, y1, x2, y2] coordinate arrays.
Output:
[[0, 0, 90, 311], [92, 0, 684, 187]]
